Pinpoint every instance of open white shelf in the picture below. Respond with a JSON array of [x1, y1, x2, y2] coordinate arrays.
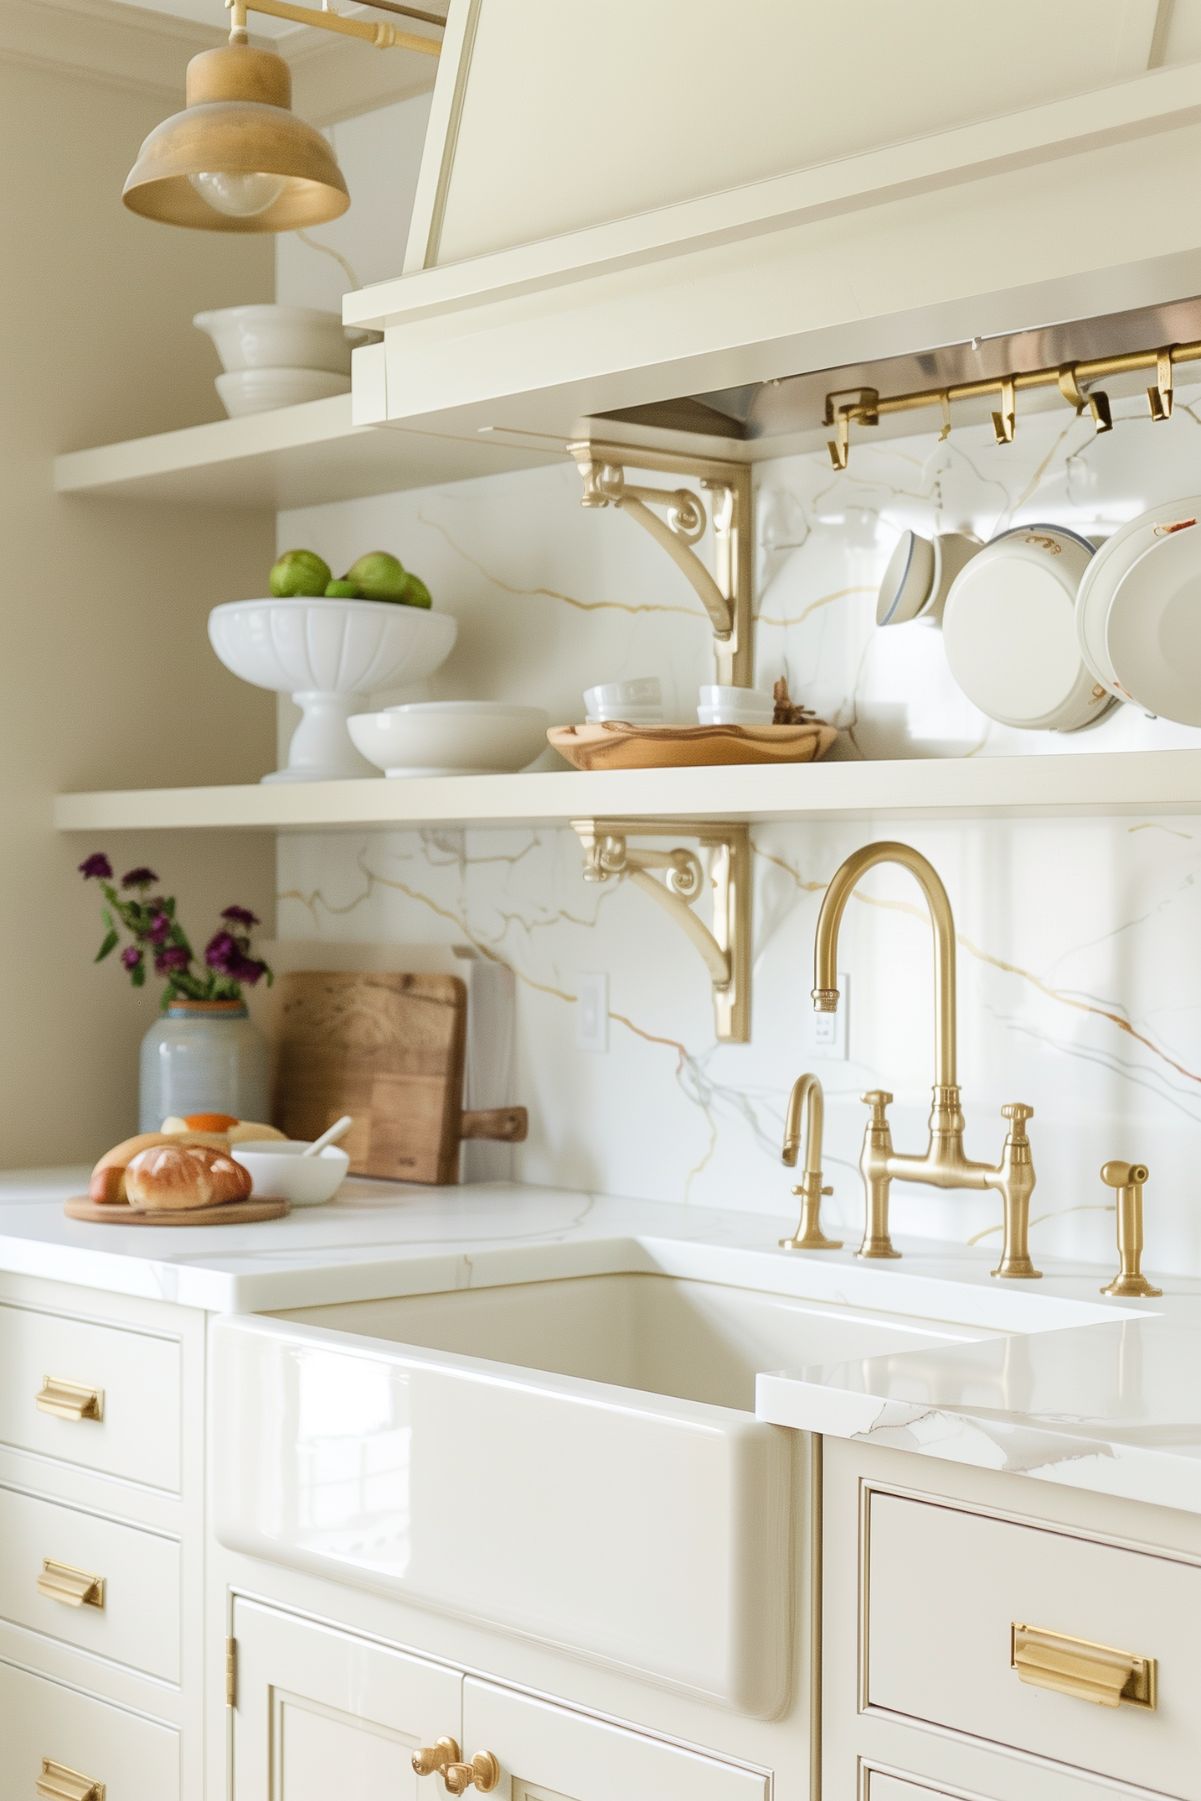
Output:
[[53, 395, 560, 510], [53, 750, 1201, 834]]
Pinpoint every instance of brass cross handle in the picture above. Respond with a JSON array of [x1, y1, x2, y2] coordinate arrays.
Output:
[[413, 1739, 460, 1777], [443, 1752, 501, 1795], [861, 1090, 893, 1124]]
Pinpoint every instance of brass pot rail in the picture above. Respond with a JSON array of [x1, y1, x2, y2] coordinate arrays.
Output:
[[824, 337, 1201, 469]]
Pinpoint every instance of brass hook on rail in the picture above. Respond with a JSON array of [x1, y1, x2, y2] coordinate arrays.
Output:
[[937, 390, 952, 442], [991, 375, 1016, 445], [823, 388, 878, 471], [1057, 363, 1112, 434], [1148, 348, 1174, 422]]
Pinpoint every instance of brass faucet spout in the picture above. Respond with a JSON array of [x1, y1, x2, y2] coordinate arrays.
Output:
[[812, 840, 958, 1091], [782, 1072, 822, 1173]]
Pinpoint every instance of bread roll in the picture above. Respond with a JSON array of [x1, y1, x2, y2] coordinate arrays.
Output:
[[226, 1120, 287, 1145], [89, 1130, 228, 1205], [160, 1115, 286, 1146], [125, 1142, 252, 1213]]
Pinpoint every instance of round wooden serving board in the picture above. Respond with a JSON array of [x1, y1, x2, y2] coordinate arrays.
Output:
[[65, 1196, 290, 1226], [548, 720, 839, 771]]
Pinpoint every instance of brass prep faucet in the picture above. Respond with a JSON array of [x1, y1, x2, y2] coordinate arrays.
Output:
[[779, 1073, 843, 1251], [812, 841, 1041, 1279]]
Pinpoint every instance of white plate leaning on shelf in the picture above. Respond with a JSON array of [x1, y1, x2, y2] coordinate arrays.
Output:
[[1105, 519, 1201, 725], [209, 599, 458, 783], [941, 524, 1113, 732], [349, 702, 550, 777], [1074, 497, 1201, 697]]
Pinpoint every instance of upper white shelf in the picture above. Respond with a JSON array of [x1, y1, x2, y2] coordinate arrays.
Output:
[[53, 750, 1201, 834], [53, 396, 560, 510]]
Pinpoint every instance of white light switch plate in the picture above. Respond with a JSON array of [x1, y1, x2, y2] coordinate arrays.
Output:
[[576, 971, 609, 1052], [812, 970, 849, 1059]]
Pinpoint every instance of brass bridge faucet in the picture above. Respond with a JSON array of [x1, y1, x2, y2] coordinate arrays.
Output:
[[812, 841, 1042, 1279]]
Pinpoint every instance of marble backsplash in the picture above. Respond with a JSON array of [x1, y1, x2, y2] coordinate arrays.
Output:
[[276, 390, 1201, 1275]]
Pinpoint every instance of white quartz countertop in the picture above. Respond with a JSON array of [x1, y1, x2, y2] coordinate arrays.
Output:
[[4, 1168, 1201, 1515]]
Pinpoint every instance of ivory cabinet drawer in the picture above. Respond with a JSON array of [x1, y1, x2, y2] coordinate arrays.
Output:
[[0, 1486, 180, 1681], [0, 1302, 181, 1491], [866, 1491, 1199, 1797], [0, 1657, 178, 1801]]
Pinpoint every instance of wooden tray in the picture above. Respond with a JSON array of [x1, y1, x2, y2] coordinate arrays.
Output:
[[65, 1196, 289, 1226], [548, 720, 839, 771]]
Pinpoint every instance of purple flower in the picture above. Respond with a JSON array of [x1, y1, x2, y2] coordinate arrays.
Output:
[[121, 867, 158, 891], [204, 930, 238, 972], [147, 912, 172, 946], [121, 946, 143, 972], [154, 945, 191, 974], [221, 905, 260, 928], [78, 853, 112, 881], [230, 954, 267, 987]]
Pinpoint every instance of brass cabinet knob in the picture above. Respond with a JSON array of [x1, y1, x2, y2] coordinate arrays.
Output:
[[443, 1752, 501, 1795], [413, 1738, 461, 1777], [1100, 1160, 1161, 1296]]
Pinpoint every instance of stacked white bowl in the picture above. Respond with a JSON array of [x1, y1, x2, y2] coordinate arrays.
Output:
[[194, 304, 375, 418], [697, 684, 775, 725]]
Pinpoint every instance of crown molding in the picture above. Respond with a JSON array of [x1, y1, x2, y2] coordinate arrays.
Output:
[[0, 0, 438, 118], [0, 0, 225, 100]]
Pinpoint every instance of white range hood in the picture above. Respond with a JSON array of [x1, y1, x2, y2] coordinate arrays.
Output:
[[344, 0, 1201, 458]]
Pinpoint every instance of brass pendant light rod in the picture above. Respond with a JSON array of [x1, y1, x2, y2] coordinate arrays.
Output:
[[824, 336, 1201, 469], [226, 0, 440, 53], [356, 0, 446, 26]]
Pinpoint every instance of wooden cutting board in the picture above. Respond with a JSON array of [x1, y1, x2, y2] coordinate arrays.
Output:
[[65, 1197, 289, 1226], [272, 971, 527, 1185]]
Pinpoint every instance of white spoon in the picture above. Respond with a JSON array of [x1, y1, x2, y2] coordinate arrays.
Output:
[[303, 1115, 353, 1158]]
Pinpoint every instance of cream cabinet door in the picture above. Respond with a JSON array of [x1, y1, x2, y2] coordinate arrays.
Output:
[[460, 1679, 768, 1801], [231, 1599, 461, 1801]]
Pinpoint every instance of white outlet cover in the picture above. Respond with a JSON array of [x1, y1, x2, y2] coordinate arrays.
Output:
[[576, 971, 609, 1053]]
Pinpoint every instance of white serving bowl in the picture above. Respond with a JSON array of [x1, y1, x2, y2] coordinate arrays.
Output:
[[698, 705, 773, 726], [209, 598, 458, 782], [194, 304, 373, 376], [585, 705, 665, 724], [349, 701, 550, 777], [231, 1140, 349, 1207], [215, 367, 350, 418]]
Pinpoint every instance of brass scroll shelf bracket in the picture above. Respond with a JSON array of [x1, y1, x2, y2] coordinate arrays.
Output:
[[572, 818, 750, 1042], [567, 439, 752, 688]]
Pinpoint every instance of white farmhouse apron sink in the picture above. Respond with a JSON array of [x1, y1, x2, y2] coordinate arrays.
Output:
[[210, 1257, 1098, 1715]]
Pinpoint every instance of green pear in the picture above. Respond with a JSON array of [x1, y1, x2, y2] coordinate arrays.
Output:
[[344, 551, 407, 602], [397, 572, 432, 609], [270, 549, 331, 598], [324, 579, 362, 598]]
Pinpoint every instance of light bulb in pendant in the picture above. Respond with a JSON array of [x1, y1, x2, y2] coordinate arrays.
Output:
[[187, 169, 288, 218]]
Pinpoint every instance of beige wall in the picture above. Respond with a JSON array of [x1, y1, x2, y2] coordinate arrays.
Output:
[[0, 55, 277, 1166]]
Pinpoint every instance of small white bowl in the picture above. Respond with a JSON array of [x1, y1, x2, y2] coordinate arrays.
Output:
[[195, 304, 373, 375], [215, 367, 351, 417], [231, 1140, 350, 1207], [698, 684, 774, 711], [583, 677, 662, 714], [349, 701, 550, 777], [698, 706, 774, 726]]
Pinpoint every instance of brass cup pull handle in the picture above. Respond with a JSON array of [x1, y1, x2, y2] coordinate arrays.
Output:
[[37, 1559, 105, 1611], [37, 1759, 106, 1801], [36, 1378, 104, 1423], [1011, 1623, 1156, 1710], [413, 1738, 461, 1777], [443, 1752, 501, 1795]]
